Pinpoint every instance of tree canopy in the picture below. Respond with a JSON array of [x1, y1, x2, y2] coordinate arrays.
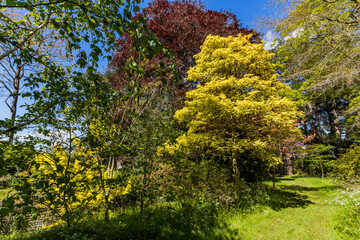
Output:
[[273, 0, 360, 154], [0, 0, 161, 138], [165, 34, 302, 181], [110, 0, 261, 105]]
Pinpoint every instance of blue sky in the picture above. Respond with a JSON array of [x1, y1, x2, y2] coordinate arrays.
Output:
[[0, 0, 273, 124], [137, 0, 276, 48], [206, 0, 270, 27], [139, 0, 271, 30]]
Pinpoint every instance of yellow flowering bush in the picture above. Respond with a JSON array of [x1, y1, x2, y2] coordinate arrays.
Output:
[[30, 139, 131, 227]]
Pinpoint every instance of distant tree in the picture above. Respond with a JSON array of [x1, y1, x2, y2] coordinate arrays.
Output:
[[110, 0, 261, 106], [301, 144, 335, 178], [0, 9, 64, 143], [270, 0, 360, 155], [164, 34, 302, 181]]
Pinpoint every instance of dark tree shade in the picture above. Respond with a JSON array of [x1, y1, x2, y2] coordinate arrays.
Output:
[[110, 0, 261, 103]]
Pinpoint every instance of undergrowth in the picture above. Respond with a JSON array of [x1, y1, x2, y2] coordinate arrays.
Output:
[[332, 188, 360, 239], [0, 182, 275, 240], [1, 177, 350, 240]]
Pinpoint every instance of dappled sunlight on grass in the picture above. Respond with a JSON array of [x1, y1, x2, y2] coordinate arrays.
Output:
[[222, 177, 343, 240]]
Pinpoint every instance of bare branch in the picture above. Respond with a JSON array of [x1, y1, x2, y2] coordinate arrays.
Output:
[[4, 95, 11, 110], [0, 100, 59, 135], [0, 12, 53, 61], [0, 79, 12, 93]]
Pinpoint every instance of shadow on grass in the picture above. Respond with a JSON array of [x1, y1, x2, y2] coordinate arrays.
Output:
[[279, 184, 341, 193], [266, 187, 314, 211], [275, 177, 295, 181], [264, 183, 341, 211], [7, 204, 241, 240]]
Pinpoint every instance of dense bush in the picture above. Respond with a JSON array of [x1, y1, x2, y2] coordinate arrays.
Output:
[[0, 204, 228, 240], [333, 144, 360, 184]]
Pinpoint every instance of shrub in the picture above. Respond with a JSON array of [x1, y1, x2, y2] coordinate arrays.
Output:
[[333, 144, 360, 184]]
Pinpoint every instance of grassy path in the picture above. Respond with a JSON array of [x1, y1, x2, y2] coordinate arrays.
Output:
[[0, 177, 353, 240], [222, 178, 344, 240]]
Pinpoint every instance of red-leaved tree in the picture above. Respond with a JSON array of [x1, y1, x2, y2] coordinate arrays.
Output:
[[110, 0, 261, 106]]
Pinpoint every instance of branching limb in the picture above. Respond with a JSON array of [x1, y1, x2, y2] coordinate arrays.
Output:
[[0, 12, 53, 61], [0, 100, 59, 135]]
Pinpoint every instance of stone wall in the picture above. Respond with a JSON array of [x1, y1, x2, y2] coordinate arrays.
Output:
[[0, 210, 58, 234]]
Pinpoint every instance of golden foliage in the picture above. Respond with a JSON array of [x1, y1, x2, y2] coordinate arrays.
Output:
[[166, 34, 302, 165]]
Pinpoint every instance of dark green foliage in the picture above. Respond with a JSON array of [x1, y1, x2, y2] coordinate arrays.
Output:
[[166, 158, 275, 211], [294, 144, 335, 178], [0, 141, 35, 176], [1, 177, 345, 239], [333, 144, 360, 184], [237, 150, 271, 182], [0, 204, 229, 240], [0, 141, 35, 190]]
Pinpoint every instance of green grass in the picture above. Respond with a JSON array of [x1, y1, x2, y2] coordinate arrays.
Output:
[[1, 177, 354, 240], [218, 177, 345, 240]]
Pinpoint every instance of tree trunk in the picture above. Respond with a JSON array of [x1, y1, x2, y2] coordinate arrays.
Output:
[[104, 194, 109, 222], [315, 106, 326, 142], [232, 152, 240, 181], [331, 99, 343, 156], [331, 99, 341, 138], [272, 165, 276, 190], [273, 144, 282, 190], [284, 156, 293, 176], [8, 63, 22, 144], [97, 156, 113, 222], [307, 104, 316, 134], [307, 103, 325, 143], [104, 156, 114, 222], [320, 161, 324, 179]]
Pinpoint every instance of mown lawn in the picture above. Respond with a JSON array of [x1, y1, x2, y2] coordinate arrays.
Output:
[[219, 177, 346, 240]]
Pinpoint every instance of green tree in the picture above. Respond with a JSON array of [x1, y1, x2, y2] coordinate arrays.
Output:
[[334, 144, 360, 185], [0, 0, 162, 138], [78, 72, 176, 222], [272, 0, 360, 154], [166, 34, 302, 181], [301, 144, 335, 178], [0, 0, 170, 224]]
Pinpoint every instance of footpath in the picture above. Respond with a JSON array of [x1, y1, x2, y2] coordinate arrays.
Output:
[[230, 178, 345, 240]]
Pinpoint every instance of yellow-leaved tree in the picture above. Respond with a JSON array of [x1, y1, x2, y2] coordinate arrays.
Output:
[[29, 138, 131, 227], [168, 34, 302, 181]]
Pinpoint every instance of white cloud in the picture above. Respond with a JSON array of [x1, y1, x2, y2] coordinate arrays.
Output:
[[285, 28, 303, 41], [264, 30, 278, 50]]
